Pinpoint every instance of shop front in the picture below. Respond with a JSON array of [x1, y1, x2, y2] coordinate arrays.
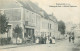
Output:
[[24, 27, 35, 43]]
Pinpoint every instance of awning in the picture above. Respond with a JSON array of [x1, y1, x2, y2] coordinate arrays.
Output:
[[25, 26, 35, 29]]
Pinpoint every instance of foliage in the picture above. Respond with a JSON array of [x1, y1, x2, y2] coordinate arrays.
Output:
[[0, 14, 8, 34], [58, 20, 66, 35], [13, 25, 22, 38]]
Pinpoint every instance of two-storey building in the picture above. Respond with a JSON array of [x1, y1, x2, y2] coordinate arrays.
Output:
[[0, 0, 58, 43]]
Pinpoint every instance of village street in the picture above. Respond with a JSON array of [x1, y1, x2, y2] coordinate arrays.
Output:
[[0, 38, 80, 51], [0, 0, 80, 51]]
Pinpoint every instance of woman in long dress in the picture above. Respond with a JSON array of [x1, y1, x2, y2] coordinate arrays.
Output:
[[36, 38, 39, 44], [46, 37, 49, 44], [52, 37, 55, 44]]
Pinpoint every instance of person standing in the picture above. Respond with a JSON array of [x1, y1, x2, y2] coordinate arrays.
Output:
[[49, 36, 52, 44], [69, 36, 71, 42], [46, 37, 49, 44], [72, 36, 74, 43], [69, 32, 71, 43], [36, 37, 39, 44], [52, 37, 55, 44], [72, 32, 75, 43], [44, 37, 47, 44]]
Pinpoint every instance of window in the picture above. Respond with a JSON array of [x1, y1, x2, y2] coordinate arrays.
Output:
[[50, 24, 51, 29], [48, 23, 49, 29], [25, 21, 28, 26]]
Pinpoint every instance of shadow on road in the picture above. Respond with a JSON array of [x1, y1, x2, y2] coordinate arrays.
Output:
[[71, 38, 80, 51], [72, 47, 80, 51]]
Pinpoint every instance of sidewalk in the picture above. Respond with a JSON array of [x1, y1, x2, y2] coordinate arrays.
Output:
[[0, 43, 36, 49], [0, 39, 68, 49]]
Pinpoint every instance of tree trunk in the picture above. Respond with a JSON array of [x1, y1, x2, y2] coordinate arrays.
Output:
[[16, 33, 18, 44]]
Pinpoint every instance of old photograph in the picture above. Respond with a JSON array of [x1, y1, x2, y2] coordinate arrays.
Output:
[[0, 0, 80, 51]]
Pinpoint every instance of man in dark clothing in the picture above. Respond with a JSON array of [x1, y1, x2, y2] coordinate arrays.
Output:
[[49, 37, 52, 44], [50, 38, 52, 44], [69, 36, 71, 42], [72, 36, 75, 43], [72, 32, 75, 43], [44, 37, 47, 44], [70, 32, 75, 43]]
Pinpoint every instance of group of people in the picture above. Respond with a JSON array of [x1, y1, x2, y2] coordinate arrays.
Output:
[[69, 32, 75, 43], [36, 36, 55, 44]]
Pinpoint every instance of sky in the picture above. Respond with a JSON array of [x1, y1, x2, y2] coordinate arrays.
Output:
[[30, 0, 80, 24]]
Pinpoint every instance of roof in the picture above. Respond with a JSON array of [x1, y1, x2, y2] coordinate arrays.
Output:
[[17, 0, 49, 19], [0, 0, 56, 20], [48, 14, 57, 23]]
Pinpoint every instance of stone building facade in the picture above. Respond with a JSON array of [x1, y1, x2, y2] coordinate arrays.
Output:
[[0, 0, 58, 43]]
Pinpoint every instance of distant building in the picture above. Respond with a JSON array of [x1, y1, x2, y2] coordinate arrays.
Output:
[[48, 14, 59, 38], [0, 0, 58, 43]]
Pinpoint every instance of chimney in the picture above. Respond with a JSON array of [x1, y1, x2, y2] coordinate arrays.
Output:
[[0, 10, 4, 15], [40, 10, 44, 17]]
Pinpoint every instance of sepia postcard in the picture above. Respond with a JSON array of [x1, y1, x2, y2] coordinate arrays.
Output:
[[0, 0, 80, 51]]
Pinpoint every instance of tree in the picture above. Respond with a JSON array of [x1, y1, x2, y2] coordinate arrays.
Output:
[[58, 20, 66, 35], [0, 14, 9, 45], [0, 14, 8, 34], [13, 25, 22, 44]]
